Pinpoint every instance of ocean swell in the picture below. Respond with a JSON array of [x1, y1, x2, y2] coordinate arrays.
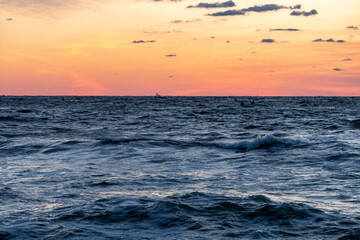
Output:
[[25, 192, 353, 239], [98, 134, 302, 151], [204, 134, 301, 150]]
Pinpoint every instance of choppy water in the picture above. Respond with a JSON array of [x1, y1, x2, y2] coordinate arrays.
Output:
[[1, 96, 360, 239]]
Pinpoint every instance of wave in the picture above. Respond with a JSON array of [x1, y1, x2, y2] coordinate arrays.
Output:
[[58, 192, 331, 224], [0, 115, 47, 122], [0, 143, 46, 156], [41, 192, 356, 239], [203, 135, 301, 150], [17, 109, 32, 113], [0, 116, 18, 121], [0, 187, 22, 202], [98, 134, 303, 151], [326, 152, 360, 161], [349, 119, 360, 129], [99, 137, 149, 144], [0, 140, 84, 157], [89, 181, 119, 187]]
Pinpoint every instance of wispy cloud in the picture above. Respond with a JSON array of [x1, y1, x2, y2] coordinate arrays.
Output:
[[343, 59, 352, 61], [244, 4, 288, 13], [207, 4, 301, 16], [261, 39, 275, 43], [207, 10, 245, 16], [187, 1, 235, 9], [171, 19, 202, 23], [165, 54, 177, 57], [346, 26, 359, 30], [132, 40, 156, 44], [144, 30, 183, 34], [270, 28, 300, 32], [290, 9, 318, 16], [313, 38, 346, 43]]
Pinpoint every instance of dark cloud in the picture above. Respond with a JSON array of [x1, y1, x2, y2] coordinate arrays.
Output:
[[171, 19, 201, 23], [187, 1, 235, 9], [132, 40, 156, 43], [207, 4, 289, 16], [346, 26, 359, 30], [270, 28, 300, 32], [207, 9, 244, 16], [290, 4, 301, 10], [261, 39, 275, 43], [290, 9, 318, 16], [165, 54, 177, 57], [6, 18, 12, 21], [244, 4, 287, 13], [312, 38, 323, 42], [226, 40, 230, 43], [343, 59, 352, 61], [312, 38, 346, 43], [333, 68, 343, 71]]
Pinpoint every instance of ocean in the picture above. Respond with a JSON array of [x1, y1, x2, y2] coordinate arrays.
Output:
[[0, 96, 359, 239]]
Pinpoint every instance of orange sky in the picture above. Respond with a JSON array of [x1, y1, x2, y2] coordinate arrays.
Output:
[[0, 0, 359, 96]]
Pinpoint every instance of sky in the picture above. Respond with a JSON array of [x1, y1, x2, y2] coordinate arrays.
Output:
[[0, 0, 359, 96]]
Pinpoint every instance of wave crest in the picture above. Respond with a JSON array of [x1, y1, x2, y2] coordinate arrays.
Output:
[[47, 192, 353, 239], [99, 137, 148, 144], [206, 135, 301, 150], [98, 134, 302, 151]]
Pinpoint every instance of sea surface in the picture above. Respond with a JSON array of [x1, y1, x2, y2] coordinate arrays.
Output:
[[0, 96, 360, 239]]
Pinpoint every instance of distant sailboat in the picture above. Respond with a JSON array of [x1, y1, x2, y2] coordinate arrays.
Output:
[[155, 93, 161, 98]]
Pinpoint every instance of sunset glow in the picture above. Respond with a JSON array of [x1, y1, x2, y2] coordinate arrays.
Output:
[[1, 0, 359, 96]]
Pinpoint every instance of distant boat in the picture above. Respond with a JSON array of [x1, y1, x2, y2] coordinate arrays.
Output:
[[155, 93, 161, 98]]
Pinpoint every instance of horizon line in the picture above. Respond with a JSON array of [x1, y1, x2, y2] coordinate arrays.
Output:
[[1, 95, 359, 97]]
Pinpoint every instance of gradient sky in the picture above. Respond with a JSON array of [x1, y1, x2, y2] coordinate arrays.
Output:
[[0, 0, 359, 96]]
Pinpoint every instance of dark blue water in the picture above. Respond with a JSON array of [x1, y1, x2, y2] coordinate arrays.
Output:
[[1, 96, 360, 239]]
